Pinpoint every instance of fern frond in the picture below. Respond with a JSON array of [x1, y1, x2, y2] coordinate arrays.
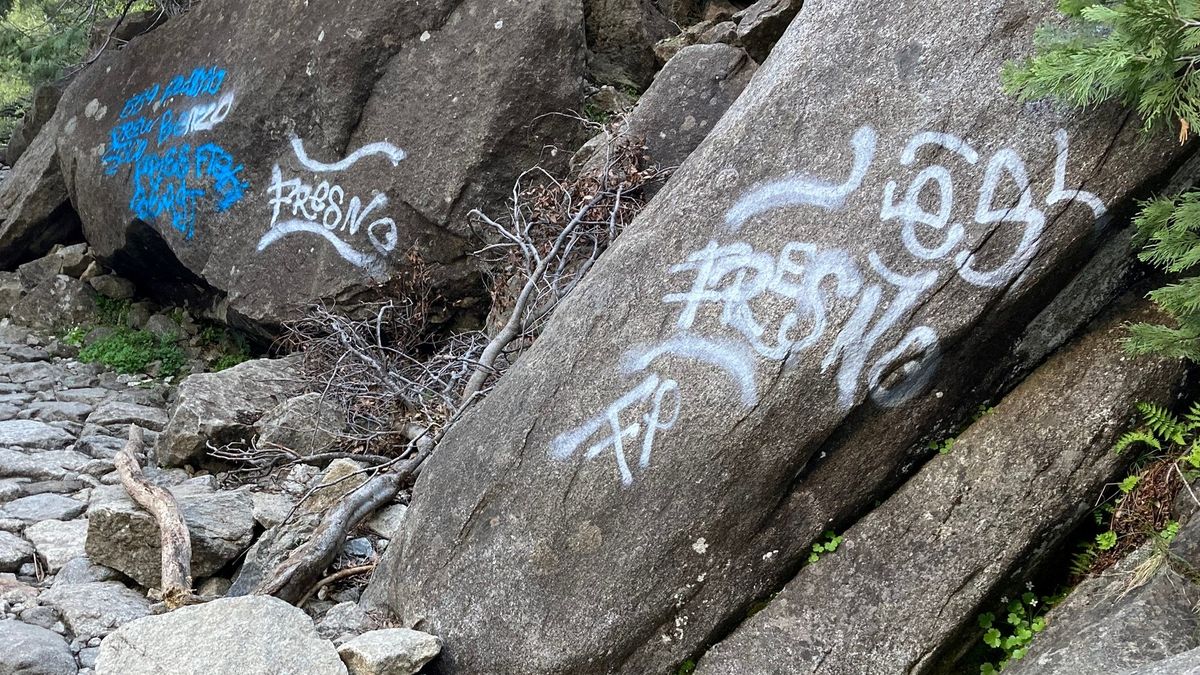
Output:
[[1115, 429, 1163, 454]]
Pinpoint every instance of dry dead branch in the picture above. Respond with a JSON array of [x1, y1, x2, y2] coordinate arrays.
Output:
[[115, 424, 201, 609]]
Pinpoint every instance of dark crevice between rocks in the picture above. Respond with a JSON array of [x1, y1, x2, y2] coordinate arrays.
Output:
[[0, 201, 83, 271], [925, 367, 1200, 673]]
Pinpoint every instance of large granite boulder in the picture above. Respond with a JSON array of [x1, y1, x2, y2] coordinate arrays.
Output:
[[95, 595, 346, 675], [364, 0, 1184, 671], [34, 0, 585, 328], [694, 298, 1185, 673], [584, 0, 675, 88]]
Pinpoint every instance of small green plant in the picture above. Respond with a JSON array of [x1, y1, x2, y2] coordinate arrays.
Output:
[[1115, 401, 1200, 470], [77, 327, 185, 377], [976, 591, 1049, 673], [210, 353, 246, 371], [929, 437, 956, 455], [1096, 530, 1119, 550], [94, 296, 132, 326], [1118, 475, 1141, 493], [807, 530, 843, 564], [61, 325, 86, 347], [675, 659, 696, 675]]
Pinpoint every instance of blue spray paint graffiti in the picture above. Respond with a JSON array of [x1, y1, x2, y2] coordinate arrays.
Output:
[[101, 66, 247, 239]]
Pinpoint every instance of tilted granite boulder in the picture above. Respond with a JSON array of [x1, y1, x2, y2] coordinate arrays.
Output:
[[695, 298, 1185, 674], [38, 0, 585, 329], [364, 0, 1185, 671]]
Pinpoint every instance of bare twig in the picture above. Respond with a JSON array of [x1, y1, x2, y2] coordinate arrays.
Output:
[[298, 564, 376, 608]]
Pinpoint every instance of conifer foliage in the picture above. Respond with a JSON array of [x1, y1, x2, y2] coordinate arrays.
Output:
[[1004, 0, 1200, 360]]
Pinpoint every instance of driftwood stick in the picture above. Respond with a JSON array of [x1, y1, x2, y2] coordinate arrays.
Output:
[[114, 425, 199, 609]]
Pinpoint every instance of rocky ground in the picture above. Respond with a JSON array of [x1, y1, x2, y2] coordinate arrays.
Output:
[[0, 318, 435, 673]]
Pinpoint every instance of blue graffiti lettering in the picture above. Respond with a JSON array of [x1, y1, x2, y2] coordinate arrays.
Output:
[[101, 66, 246, 239]]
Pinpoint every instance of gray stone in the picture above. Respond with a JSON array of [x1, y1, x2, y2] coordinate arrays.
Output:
[[343, 537, 373, 560], [256, 392, 343, 457], [695, 299, 1185, 673], [0, 494, 85, 523], [83, 401, 168, 434], [52, 557, 120, 586], [585, 0, 675, 88], [364, 0, 1186, 669], [94, 596, 346, 675], [38, 581, 149, 639], [337, 628, 441, 675], [316, 602, 371, 641], [77, 647, 99, 670], [25, 520, 89, 573], [155, 356, 304, 467], [9, 276, 97, 332], [0, 271, 23, 316], [140, 314, 177, 339], [85, 483, 253, 589], [625, 44, 756, 188], [7, 345, 50, 362], [0, 420, 74, 450], [249, 491, 295, 530], [23, 402, 95, 424], [734, 0, 802, 61], [84, 275, 134, 301], [195, 576, 230, 597], [0, 619, 77, 675], [363, 503, 407, 539], [0, 449, 92, 481], [0, 531, 34, 572], [17, 253, 65, 290], [19, 605, 62, 630]]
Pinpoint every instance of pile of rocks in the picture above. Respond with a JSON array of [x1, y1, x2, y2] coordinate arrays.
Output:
[[0, 318, 435, 674]]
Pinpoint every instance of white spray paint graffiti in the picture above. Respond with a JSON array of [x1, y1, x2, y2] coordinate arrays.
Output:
[[256, 137, 406, 272], [553, 125, 1107, 485]]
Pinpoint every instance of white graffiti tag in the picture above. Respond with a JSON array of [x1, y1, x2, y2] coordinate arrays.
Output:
[[256, 138, 405, 272], [552, 125, 1106, 485]]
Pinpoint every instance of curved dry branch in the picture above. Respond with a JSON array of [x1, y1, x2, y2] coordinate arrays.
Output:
[[115, 424, 201, 609]]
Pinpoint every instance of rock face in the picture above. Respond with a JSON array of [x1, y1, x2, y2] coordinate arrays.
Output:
[[365, 0, 1183, 671], [85, 483, 254, 588], [94, 595, 347, 675], [0, 619, 77, 675], [38, 0, 585, 329], [156, 356, 304, 467], [694, 298, 1184, 673]]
